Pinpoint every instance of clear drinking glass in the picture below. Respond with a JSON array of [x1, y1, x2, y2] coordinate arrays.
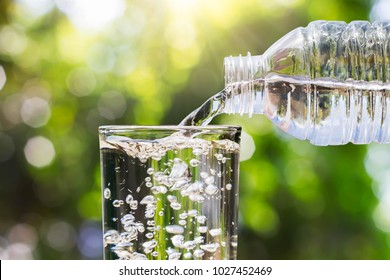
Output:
[[99, 125, 241, 260]]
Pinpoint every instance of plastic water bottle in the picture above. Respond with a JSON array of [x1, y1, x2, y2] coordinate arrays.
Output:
[[223, 20, 390, 145], [182, 20, 390, 146]]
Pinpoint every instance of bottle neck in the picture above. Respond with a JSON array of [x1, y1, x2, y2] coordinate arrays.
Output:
[[223, 53, 265, 116]]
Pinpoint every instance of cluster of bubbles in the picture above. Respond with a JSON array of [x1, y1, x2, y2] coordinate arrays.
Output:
[[101, 134, 239, 260], [101, 133, 239, 163]]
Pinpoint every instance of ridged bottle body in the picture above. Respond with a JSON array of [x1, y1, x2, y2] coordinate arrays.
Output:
[[224, 20, 390, 145]]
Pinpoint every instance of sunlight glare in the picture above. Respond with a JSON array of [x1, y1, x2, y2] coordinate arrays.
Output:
[[16, 0, 55, 16], [55, 0, 126, 31]]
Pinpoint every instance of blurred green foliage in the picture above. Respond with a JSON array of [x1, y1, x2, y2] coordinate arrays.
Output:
[[0, 0, 390, 259]]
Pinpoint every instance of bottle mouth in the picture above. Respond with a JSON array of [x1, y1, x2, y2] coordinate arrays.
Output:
[[224, 53, 261, 116], [224, 52, 255, 86]]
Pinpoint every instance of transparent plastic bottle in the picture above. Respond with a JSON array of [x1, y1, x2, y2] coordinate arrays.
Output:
[[223, 20, 390, 145]]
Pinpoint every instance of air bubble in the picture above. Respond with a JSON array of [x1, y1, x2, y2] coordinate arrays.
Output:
[[166, 247, 177, 255], [121, 214, 135, 224], [170, 202, 182, 210], [183, 252, 192, 259], [153, 172, 164, 182], [194, 236, 204, 244], [121, 231, 137, 242], [103, 188, 111, 199], [142, 240, 157, 253], [161, 186, 168, 193], [183, 240, 197, 250], [145, 232, 154, 239], [104, 230, 120, 245], [171, 234, 184, 248], [146, 182, 153, 188], [180, 188, 189, 197], [169, 252, 182, 260], [169, 158, 188, 178], [136, 223, 145, 233], [198, 226, 208, 233], [205, 184, 218, 195], [191, 181, 204, 192], [165, 225, 184, 234], [189, 159, 200, 167], [215, 153, 223, 161], [151, 185, 166, 194], [225, 184, 232, 190], [131, 252, 148, 260], [170, 179, 188, 191], [112, 244, 134, 259], [209, 228, 222, 237], [178, 219, 187, 226], [145, 210, 155, 218], [125, 194, 133, 204], [188, 209, 198, 217], [189, 194, 205, 203], [200, 243, 220, 253], [112, 200, 123, 207], [146, 203, 157, 210], [167, 195, 177, 203], [130, 200, 138, 210], [140, 195, 156, 205], [123, 224, 137, 235], [193, 249, 205, 258], [197, 215, 207, 224], [179, 212, 188, 219], [147, 168, 154, 175], [200, 172, 208, 178], [204, 176, 215, 185]]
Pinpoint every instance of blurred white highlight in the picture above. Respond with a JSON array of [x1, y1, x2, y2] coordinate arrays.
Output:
[[56, 0, 126, 31], [24, 136, 55, 168]]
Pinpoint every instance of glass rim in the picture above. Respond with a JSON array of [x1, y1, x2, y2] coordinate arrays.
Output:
[[99, 125, 241, 134]]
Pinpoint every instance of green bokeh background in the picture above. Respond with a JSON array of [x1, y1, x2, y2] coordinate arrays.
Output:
[[1, 0, 390, 259]]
